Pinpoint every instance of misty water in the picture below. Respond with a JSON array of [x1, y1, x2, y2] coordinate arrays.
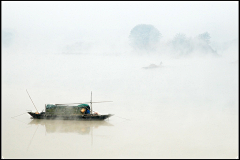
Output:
[[2, 47, 238, 158]]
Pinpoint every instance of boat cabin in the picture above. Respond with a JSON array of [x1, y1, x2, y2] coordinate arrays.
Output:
[[45, 104, 91, 116]]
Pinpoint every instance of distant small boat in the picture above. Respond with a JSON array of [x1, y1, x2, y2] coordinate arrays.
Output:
[[143, 62, 162, 69], [27, 91, 113, 121]]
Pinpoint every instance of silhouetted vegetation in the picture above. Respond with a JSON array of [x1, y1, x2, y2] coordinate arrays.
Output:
[[169, 32, 217, 56], [2, 30, 14, 47], [129, 24, 162, 51]]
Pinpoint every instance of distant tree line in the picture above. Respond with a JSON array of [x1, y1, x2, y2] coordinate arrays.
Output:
[[129, 24, 217, 56], [2, 30, 14, 47], [169, 32, 217, 55]]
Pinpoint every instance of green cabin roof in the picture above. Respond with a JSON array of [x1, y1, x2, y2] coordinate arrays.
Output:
[[46, 103, 90, 108]]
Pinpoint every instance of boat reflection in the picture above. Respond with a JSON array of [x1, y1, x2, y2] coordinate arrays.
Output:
[[28, 119, 114, 135]]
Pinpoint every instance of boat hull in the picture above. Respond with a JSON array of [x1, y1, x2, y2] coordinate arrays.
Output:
[[28, 112, 113, 121]]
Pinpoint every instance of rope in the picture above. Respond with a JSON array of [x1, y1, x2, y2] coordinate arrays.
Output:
[[12, 117, 29, 125], [115, 115, 131, 121], [11, 112, 28, 118], [27, 125, 39, 151]]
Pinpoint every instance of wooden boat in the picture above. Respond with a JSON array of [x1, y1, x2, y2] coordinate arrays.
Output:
[[26, 90, 113, 121], [27, 111, 113, 120]]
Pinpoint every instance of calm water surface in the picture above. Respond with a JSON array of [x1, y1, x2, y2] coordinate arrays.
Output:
[[2, 53, 238, 158]]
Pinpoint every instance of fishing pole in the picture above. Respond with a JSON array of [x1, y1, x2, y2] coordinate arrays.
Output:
[[26, 89, 39, 113]]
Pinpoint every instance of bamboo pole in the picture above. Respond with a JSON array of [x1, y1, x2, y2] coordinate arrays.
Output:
[[26, 89, 39, 113]]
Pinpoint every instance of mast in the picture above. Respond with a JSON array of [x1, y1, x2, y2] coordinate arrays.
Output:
[[90, 91, 92, 114]]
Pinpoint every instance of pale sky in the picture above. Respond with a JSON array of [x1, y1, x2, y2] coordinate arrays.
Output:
[[2, 1, 239, 49]]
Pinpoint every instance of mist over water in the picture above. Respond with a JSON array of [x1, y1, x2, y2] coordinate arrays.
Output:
[[2, 1, 238, 159], [2, 47, 238, 158]]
